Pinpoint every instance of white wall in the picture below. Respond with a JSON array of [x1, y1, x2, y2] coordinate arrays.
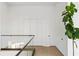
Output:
[[50, 3, 67, 56], [1, 2, 55, 46], [0, 2, 67, 55], [68, 2, 79, 56], [0, 2, 8, 50]]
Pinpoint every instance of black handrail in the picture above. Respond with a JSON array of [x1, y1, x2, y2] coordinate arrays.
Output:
[[15, 35, 35, 56], [0, 35, 35, 36], [1, 48, 35, 56]]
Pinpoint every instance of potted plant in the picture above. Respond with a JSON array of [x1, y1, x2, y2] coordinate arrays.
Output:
[[62, 2, 79, 56]]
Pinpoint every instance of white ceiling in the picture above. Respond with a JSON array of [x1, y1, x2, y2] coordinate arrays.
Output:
[[6, 2, 64, 6]]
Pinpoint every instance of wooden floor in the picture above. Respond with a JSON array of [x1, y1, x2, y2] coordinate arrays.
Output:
[[28, 46, 64, 56]]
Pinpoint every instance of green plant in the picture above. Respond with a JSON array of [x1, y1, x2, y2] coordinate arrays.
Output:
[[62, 2, 79, 56]]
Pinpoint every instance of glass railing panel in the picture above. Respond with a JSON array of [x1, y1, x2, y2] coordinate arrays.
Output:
[[0, 35, 35, 56]]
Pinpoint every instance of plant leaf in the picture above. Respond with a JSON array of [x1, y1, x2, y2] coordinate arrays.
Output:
[[65, 30, 73, 39], [65, 23, 74, 31], [62, 11, 67, 16], [66, 6, 70, 12], [74, 8, 77, 12], [70, 2, 75, 7], [74, 28, 79, 39], [63, 16, 68, 22]]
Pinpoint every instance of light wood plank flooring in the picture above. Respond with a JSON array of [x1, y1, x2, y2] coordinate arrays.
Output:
[[28, 46, 64, 56]]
